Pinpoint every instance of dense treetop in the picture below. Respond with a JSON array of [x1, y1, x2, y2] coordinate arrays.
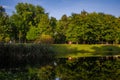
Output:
[[0, 3, 120, 44]]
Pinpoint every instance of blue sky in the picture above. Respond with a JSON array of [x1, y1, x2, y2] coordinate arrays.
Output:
[[0, 0, 120, 19]]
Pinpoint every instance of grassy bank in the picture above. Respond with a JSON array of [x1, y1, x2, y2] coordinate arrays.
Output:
[[52, 44, 120, 58]]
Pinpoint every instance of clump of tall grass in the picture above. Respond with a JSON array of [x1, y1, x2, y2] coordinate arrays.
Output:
[[0, 43, 55, 69]]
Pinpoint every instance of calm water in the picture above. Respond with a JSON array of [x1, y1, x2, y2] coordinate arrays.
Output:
[[0, 56, 120, 80]]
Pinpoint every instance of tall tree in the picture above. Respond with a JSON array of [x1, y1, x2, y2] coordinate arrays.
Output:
[[56, 14, 69, 43], [11, 3, 46, 42], [0, 6, 10, 42]]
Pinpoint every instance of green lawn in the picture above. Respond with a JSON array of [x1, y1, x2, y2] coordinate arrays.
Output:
[[51, 44, 120, 58]]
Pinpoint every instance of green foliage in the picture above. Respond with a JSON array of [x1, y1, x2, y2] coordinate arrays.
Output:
[[26, 26, 40, 40], [0, 6, 10, 42], [4, 37, 10, 43], [1, 3, 120, 44], [0, 34, 3, 42], [65, 12, 120, 44], [10, 3, 47, 42], [55, 14, 69, 43], [35, 34, 54, 44]]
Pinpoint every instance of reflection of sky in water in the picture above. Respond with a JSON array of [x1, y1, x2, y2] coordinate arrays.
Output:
[[55, 77, 60, 80], [54, 61, 57, 66]]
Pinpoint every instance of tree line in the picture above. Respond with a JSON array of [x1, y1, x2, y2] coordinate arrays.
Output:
[[0, 3, 120, 44]]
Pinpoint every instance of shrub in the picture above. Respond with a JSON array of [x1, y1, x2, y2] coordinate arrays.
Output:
[[35, 34, 54, 44], [4, 37, 10, 43]]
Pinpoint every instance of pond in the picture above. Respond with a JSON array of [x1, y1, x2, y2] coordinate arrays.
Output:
[[0, 56, 120, 80]]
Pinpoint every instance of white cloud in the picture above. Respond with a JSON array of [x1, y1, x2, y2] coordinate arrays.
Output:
[[2, 5, 14, 10]]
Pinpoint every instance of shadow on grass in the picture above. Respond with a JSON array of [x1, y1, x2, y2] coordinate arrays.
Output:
[[52, 44, 91, 57], [52, 44, 120, 57], [91, 45, 120, 56]]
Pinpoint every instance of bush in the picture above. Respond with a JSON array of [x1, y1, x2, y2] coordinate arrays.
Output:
[[35, 34, 54, 44], [4, 37, 10, 43]]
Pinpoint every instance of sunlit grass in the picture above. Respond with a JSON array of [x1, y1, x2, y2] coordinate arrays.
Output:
[[51, 44, 120, 58]]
